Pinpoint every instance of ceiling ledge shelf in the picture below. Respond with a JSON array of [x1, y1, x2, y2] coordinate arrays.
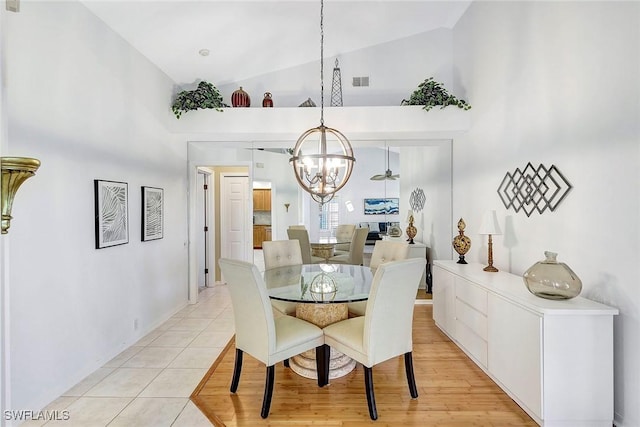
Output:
[[169, 105, 470, 144]]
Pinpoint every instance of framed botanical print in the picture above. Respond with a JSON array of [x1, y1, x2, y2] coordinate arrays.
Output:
[[141, 186, 163, 241], [94, 180, 129, 249]]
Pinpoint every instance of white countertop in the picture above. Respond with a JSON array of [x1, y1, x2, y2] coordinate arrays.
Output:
[[434, 260, 619, 316]]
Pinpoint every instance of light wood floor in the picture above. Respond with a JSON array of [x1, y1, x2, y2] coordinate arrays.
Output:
[[191, 305, 536, 426]]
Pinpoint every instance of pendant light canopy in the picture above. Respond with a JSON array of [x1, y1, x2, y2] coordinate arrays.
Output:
[[291, 0, 355, 204]]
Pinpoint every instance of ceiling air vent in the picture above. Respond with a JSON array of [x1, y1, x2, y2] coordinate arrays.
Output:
[[6, 0, 20, 12], [352, 76, 370, 87]]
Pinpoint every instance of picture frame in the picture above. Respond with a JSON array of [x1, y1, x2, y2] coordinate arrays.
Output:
[[363, 198, 400, 215], [94, 180, 129, 249], [141, 186, 164, 241]]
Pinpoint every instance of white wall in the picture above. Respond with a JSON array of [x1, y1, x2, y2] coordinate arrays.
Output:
[[452, 2, 639, 425], [215, 28, 454, 108], [4, 2, 188, 412], [400, 143, 453, 263]]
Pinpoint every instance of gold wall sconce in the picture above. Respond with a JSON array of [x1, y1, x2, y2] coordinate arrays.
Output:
[[284, 203, 290, 212], [1, 157, 41, 234]]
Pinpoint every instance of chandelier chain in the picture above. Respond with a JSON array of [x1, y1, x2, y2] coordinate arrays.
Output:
[[320, 0, 324, 126], [290, 0, 354, 205]]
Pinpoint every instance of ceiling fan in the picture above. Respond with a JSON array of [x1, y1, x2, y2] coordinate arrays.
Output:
[[370, 147, 399, 181]]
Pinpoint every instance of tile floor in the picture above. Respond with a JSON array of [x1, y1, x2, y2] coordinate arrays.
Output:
[[22, 283, 235, 426]]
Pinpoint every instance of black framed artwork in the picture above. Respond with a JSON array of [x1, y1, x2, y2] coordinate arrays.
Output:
[[94, 179, 129, 249], [141, 186, 163, 241]]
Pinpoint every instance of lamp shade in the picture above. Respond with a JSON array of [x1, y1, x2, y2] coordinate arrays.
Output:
[[478, 210, 502, 235]]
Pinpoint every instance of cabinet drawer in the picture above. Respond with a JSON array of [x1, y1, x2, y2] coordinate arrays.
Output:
[[455, 278, 487, 314], [455, 299, 487, 340], [455, 320, 488, 368]]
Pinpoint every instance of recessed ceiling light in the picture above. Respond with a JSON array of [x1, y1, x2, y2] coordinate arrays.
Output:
[[198, 49, 210, 57]]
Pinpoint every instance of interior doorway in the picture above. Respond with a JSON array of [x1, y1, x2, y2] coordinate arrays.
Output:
[[188, 162, 252, 304]]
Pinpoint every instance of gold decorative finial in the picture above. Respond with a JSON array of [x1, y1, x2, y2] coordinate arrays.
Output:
[[405, 210, 417, 244], [452, 218, 471, 264]]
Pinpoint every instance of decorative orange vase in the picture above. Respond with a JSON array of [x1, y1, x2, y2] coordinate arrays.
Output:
[[231, 87, 250, 107], [262, 92, 273, 107]]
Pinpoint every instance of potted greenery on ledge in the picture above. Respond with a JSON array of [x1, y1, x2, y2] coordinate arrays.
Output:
[[402, 77, 471, 111], [172, 81, 228, 119]]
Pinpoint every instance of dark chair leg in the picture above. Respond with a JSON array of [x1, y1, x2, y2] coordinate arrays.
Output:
[[230, 349, 243, 393], [283, 358, 290, 368], [315, 344, 330, 387], [364, 366, 378, 420], [261, 365, 275, 419], [404, 352, 418, 398]]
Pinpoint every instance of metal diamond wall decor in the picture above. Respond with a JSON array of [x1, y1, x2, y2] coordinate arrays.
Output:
[[409, 188, 426, 212], [497, 163, 572, 217]]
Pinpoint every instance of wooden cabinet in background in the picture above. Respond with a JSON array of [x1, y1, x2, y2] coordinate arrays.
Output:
[[253, 225, 271, 249], [253, 189, 271, 211], [253, 226, 263, 248]]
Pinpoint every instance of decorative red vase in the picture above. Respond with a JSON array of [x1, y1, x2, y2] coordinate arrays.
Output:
[[231, 87, 250, 107], [262, 92, 273, 107]]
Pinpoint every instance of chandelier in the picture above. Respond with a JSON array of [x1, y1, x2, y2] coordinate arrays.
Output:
[[290, 0, 355, 205]]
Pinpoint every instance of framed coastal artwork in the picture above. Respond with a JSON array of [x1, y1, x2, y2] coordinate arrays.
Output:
[[94, 179, 129, 249], [363, 198, 399, 215], [141, 186, 164, 241]]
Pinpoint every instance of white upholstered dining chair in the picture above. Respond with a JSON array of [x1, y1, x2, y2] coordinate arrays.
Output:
[[327, 227, 368, 265], [218, 258, 328, 419], [262, 240, 302, 316], [287, 225, 307, 230], [322, 258, 425, 420], [286, 228, 323, 264], [348, 240, 410, 317], [333, 224, 356, 255]]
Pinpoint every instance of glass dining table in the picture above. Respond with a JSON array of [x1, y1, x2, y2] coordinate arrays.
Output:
[[263, 263, 374, 380]]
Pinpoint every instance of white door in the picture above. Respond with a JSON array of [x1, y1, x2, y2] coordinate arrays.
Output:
[[221, 174, 250, 262]]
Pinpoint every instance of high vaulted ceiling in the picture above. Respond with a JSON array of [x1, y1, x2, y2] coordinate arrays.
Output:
[[82, 0, 472, 86]]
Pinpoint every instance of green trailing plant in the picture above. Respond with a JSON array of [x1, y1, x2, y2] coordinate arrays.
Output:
[[402, 77, 471, 111], [171, 81, 228, 119]]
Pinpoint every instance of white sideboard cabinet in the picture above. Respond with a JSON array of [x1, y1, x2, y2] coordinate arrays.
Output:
[[432, 260, 618, 427]]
